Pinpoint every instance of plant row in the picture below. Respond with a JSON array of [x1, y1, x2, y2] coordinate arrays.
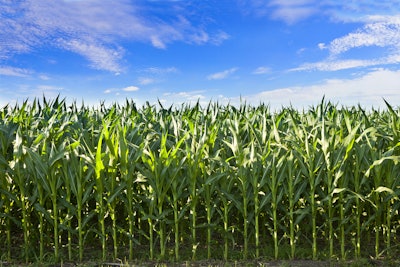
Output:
[[0, 97, 400, 263]]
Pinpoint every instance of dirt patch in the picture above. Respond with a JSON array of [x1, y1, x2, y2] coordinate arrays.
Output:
[[78, 259, 396, 267]]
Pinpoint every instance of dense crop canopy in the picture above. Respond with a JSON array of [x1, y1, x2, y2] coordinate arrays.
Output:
[[0, 97, 400, 263]]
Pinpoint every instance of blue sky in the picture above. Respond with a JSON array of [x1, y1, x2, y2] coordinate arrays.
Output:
[[2, 0, 400, 109]]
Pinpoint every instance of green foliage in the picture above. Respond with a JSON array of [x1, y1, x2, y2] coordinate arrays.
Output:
[[0, 97, 400, 263]]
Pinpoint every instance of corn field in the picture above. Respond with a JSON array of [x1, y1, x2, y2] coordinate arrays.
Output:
[[0, 97, 400, 263]]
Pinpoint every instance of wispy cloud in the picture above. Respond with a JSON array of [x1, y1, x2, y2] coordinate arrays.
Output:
[[136, 67, 178, 86], [162, 90, 206, 103], [210, 31, 231, 45], [5, 84, 64, 101], [293, 54, 400, 71], [122, 86, 140, 92], [157, 90, 234, 107], [207, 68, 238, 80], [32, 85, 64, 99], [143, 69, 400, 109], [138, 77, 156, 85], [0, 0, 228, 72], [325, 1, 400, 22], [241, 1, 400, 24], [0, 66, 33, 77], [269, 0, 317, 24], [239, 0, 318, 23], [253, 66, 271, 74], [324, 16, 400, 56], [100, 69, 400, 110], [245, 69, 400, 110], [145, 67, 179, 74], [104, 85, 140, 95], [293, 15, 400, 71], [39, 74, 50, 80], [37, 85, 63, 92], [60, 39, 124, 74]]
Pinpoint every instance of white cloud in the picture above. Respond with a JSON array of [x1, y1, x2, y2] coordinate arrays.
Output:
[[163, 91, 205, 101], [37, 85, 62, 91], [185, 30, 229, 46], [210, 31, 231, 45], [207, 68, 238, 80], [0, 0, 228, 72], [11, 84, 64, 100], [241, 1, 400, 24], [138, 77, 156, 85], [39, 74, 50, 80], [104, 85, 139, 95], [294, 54, 400, 71], [60, 39, 124, 73], [269, 0, 315, 6], [253, 66, 271, 74], [325, 2, 400, 23], [150, 36, 168, 49], [270, 5, 317, 24], [240, 0, 318, 23], [327, 17, 400, 56], [159, 90, 214, 106], [293, 15, 400, 71], [0, 66, 33, 77], [245, 69, 400, 110], [122, 86, 140, 92], [145, 67, 179, 74], [101, 69, 400, 110], [318, 43, 327, 50]]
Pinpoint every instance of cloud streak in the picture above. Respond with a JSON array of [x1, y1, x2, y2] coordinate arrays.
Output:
[[104, 85, 140, 95], [253, 66, 271, 74], [122, 69, 400, 110], [292, 15, 400, 71], [0, 0, 228, 72], [122, 86, 140, 92], [241, 1, 400, 24], [326, 16, 400, 55], [145, 67, 179, 74], [207, 68, 238, 80], [0, 66, 33, 77], [138, 77, 156, 85], [245, 69, 400, 110], [293, 54, 400, 71], [162, 90, 206, 103], [239, 0, 319, 24], [269, 0, 317, 24], [60, 39, 124, 73]]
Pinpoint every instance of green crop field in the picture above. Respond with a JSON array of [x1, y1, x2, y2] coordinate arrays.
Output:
[[0, 97, 400, 264]]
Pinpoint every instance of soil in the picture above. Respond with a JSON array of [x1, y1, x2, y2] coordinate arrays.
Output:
[[2, 258, 397, 267], [51, 259, 399, 267]]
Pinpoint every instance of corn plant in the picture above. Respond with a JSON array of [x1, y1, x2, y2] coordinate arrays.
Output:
[[223, 111, 253, 259], [119, 121, 144, 260], [291, 115, 324, 259], [166, 114, 189, 261], [1, 97, 400, 263], [215, 158, 235, 261], [10, 130, 32, 263], [184, 117, 206, 260], [0, 121, 17, 261], [140, 115, 187, 259], [102, 117, 124, 259], [248, 113, 272, 259], [66, 144, 95, 261], [283, 150, 307, 259]]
